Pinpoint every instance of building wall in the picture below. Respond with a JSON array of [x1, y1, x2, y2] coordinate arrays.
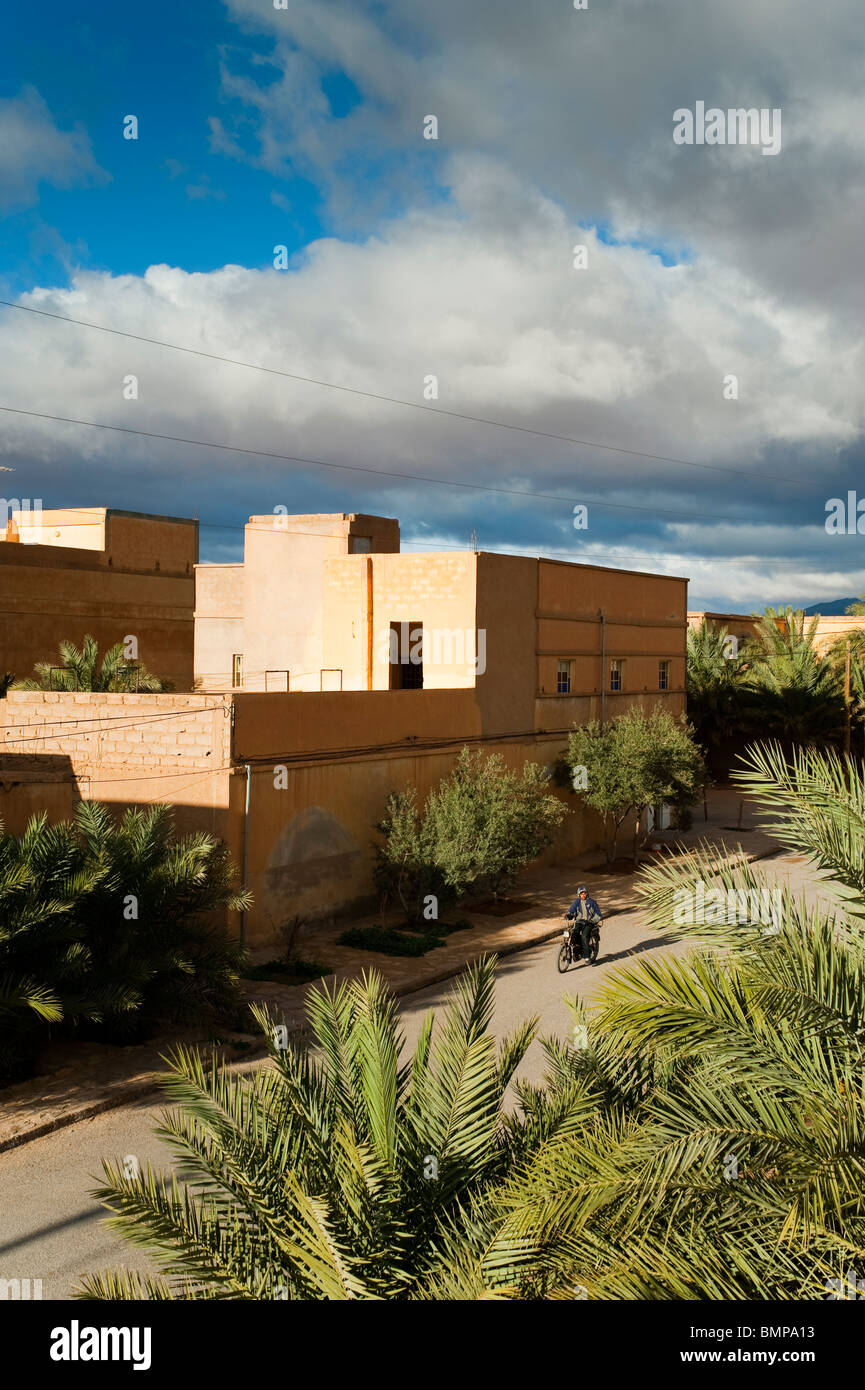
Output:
[[322, 551, 480, 692], [1, 542, 689, 946], [688, 611, 761, 648], [195, 513, 400, 692], [0, 509, 197, 690], [194, 565, 244, 692], [0, 692, 232, 840], [810, 615, 865, 656], [688, 609, 865, 658]]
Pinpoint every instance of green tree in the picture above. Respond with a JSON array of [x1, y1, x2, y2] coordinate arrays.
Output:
[[15, 634, 169, 692], [426, 748, 567, 901], [567, 707, 706, 863], [373, 786, 455, 922], [374, 748, 568, 917]]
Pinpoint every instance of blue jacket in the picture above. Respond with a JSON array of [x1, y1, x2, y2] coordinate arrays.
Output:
[[567, 894, 602, 922]]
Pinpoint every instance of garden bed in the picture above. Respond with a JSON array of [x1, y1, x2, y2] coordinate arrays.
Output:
[[338, 920, 473, 957]]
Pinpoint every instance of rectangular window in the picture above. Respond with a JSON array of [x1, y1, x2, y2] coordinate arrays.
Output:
[[609, 659, 623, 692], [389, 621, 424, 690], [350, 535, 372, 553], [231, 654, 243, 688], [556, 659, 573, 695], [658, 659, 670, 691]]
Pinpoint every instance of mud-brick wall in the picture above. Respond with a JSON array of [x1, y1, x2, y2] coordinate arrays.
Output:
[[0, 692, 234, 839]]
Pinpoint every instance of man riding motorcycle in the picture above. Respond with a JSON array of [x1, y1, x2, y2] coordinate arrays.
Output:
[[564, 884, 603, 963]]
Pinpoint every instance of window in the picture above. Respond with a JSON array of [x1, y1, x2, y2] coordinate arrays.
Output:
[[350, 535, 372, 553], [658, 659, 670, 691], [389, 621, 424, 690], [609, 659, 623, 692], [556, 659, 573, 695], [231, 653, 243, 688]]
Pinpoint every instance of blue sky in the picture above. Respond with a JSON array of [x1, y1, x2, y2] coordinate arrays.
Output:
[[1, 0, 863, 612], [0, 1, 330, 289]]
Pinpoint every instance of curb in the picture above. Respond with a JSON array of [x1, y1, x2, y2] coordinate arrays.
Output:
[[0, 841, 780, 1153]]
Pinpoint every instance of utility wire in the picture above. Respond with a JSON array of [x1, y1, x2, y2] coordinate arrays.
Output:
[[0, 298, 811, 487], [0, 404, 808, 528]]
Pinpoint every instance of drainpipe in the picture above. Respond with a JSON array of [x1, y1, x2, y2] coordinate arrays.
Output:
[[365, 555, 374, 690], [599, 608, 606, 726], [240, 762, 251, 949]]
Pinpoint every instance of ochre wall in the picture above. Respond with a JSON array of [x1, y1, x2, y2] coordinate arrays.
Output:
[[0, 510, 197, 690], [0, 693, 232, 841], [194, 564, 244, 692], [233, 732, 598, 941], [322, 551, 480, 692], [231, 688, 483, 760], [195, 513, 400, 692], [810, 615, 865, 655]]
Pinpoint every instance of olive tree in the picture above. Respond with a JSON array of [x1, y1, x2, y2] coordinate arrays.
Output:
[[567, 708, 707, 863]]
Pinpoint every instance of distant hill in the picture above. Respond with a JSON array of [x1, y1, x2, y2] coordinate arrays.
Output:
[[802, 597, 861, 616]]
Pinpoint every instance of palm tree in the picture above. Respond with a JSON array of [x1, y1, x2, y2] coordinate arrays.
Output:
[[14, 635, 168, 692], [0, 672, 15, 698], [77, 957, 539, 1299], [742, 607, 845, 747], [0, 802, 249, 1083], [686, 619, 749, 768], [457, 740, 865, 1299], [77, 746, 865, 1301]]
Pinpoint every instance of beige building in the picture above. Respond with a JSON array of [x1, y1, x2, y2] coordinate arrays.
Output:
[[0, 506, 198, 690], [199, 512, 687, 720], [2, 512, 688, 943], [194, 513, 399, 692], [688, 608, 865, 657]]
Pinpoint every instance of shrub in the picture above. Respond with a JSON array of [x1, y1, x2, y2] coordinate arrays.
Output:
[[374, 748, 569, 916], [337, 925, 444, 957]]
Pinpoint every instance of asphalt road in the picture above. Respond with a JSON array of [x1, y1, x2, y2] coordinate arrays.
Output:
[[0, 849, 822, 1299]]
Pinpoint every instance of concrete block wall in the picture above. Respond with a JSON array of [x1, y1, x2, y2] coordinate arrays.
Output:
[[0, 693, 234, 841]]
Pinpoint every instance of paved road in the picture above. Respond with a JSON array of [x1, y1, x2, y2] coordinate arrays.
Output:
[[0, 849, 823, 1299]]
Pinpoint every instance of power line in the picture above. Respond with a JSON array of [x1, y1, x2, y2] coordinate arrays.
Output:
[[1, 702, 225, 743], [0, 299, 811, 488], [1, 505, 838, 570], [0, 403, 806, 528]]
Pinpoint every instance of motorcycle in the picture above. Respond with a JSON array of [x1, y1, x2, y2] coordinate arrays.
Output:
[[557, 914, 601, 972]]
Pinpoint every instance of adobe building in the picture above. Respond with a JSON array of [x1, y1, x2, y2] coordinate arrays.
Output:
[[194, 512, 401, 692], [0, 507, 198, 690], [2, 512, 688, 944], [197, 512, 687, 723], [687, 611, 761, 649], [688, 608, 865, 657]]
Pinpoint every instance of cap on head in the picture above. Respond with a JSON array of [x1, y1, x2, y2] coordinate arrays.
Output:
[[577, 885, 587, 895]]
